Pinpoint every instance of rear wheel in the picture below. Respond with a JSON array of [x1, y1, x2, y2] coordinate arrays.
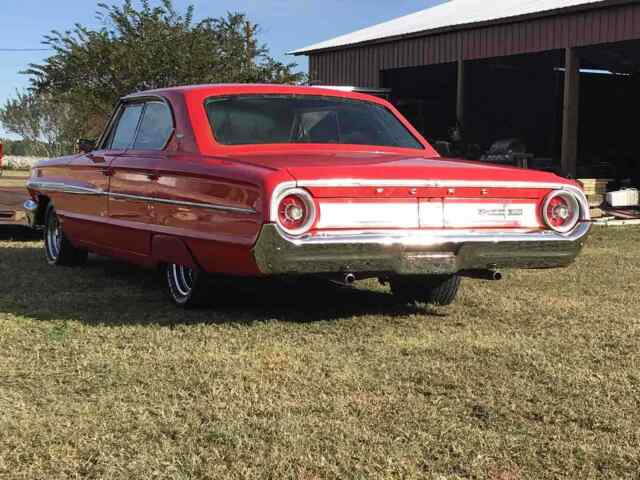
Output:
[[390, 274, 461, 306], [44, 204, 88, 266], [165, 263, 210, 308]]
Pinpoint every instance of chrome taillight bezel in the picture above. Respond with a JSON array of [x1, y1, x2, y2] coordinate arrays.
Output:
[[542, 190, 581, 234], [272, 187, 317, 236]]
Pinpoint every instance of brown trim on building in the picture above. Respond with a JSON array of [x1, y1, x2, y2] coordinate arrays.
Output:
[[295, 0, 633, 55]]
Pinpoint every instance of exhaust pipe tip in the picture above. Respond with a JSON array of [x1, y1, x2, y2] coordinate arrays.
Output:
[[344, 273, 356, 285], [461, 269, 503, 281]]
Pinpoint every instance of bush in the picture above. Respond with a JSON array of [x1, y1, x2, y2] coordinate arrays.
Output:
[[2, 156, 43, 170]]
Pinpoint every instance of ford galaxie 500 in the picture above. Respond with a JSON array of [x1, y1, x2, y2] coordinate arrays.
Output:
[[24, 84, 590, 307]]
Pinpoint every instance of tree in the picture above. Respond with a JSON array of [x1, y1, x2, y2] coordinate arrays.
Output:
[[0, 92, 77, 157], [1, 0, 304, 152], [0, 138, 29, 156]]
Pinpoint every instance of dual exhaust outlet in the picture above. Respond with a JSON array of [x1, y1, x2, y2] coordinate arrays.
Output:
[[460, 269, 503, 281], [339, 269, 502, 285], [343, 273, 357, 285]]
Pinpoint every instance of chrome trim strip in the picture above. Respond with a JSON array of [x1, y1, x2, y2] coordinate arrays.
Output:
[[108, 192, 256, 214], [297, 179, 580, 190], [27, 180, 256, 214], [282, 221, 592, 246], [27, 180, 104, 196]]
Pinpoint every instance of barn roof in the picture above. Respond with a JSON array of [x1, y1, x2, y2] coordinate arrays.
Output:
[[290, 0, 612, 55]]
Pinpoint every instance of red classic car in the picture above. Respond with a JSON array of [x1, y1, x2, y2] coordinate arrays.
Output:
[[24, 84, 591, 307]]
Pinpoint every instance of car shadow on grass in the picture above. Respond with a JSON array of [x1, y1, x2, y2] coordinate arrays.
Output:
[[1, 243, 446, 327], [0, 226, 42, 241]]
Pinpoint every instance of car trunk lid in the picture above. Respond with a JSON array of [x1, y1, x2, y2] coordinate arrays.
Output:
[[225, 149, 569, 230]]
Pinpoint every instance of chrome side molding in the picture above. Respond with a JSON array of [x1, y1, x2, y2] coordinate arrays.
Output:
[[107, 192, 256, 214], [26, 180, 257, 215], [27, 180, 103, 196], [297, 178, 586, 192]]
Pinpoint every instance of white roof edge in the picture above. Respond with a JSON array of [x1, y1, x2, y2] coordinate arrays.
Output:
[[290, 0, 609, 55]]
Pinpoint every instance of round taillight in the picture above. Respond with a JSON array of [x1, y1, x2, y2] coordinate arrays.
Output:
[[542, 191, 581, 233], [274, 188, 316, 235]]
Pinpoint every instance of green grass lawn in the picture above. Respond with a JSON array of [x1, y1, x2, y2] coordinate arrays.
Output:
[[0, 226, 638, 479]]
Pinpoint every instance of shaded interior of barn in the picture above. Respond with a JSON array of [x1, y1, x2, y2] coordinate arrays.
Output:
[[382, 38, 640, 185]]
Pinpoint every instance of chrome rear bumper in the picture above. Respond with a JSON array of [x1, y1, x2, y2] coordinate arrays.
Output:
[[252, 223, 591, 275]]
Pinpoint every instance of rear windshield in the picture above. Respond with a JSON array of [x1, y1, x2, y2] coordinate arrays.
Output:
[[205, 95, 423, 149]]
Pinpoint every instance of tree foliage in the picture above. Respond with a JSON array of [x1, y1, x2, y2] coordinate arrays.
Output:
[[0, 138, 32, 156], [1, 0, 304, 152], [0, 91, 79, 157]]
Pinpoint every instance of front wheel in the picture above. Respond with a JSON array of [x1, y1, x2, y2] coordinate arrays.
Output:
[[44, 204, 88, 266], [389, 274, 461, 306], [164, 263, 210, 308]]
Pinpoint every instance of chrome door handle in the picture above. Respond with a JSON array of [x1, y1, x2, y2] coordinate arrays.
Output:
[[101, 168, 114, 177]]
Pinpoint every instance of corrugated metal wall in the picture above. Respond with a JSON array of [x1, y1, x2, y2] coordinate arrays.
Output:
[[308, 2, 640, 87]]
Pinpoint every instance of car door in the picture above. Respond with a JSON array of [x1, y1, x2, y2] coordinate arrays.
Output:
[[63, 102, 143, 248], [107, 99, 175, 256]]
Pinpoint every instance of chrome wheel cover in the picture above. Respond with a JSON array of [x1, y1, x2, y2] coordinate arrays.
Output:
[[46, 213, 62, 260], [170, 264, 194, 297]]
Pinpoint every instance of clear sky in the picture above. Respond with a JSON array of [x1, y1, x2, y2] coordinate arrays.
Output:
[[0, 0, 444, 137]]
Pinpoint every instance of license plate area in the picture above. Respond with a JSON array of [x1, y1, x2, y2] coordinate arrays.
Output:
[[317, 199, 419, 229]]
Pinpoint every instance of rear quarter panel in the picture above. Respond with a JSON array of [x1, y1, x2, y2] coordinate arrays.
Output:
[[152, 154, 291, 275]]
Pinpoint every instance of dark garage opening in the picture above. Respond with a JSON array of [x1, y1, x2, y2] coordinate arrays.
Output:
[[382, 41, 640, 186], [578, 39, 640, 183], [382, 63, 458, 145]]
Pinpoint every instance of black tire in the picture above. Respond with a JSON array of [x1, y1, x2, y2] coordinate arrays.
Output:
[[164, 263, 211, 308], [390, 274, 461, 306], [44, 204, 88, 266]]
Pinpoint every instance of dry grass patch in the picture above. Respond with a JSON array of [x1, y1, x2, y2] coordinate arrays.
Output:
[[0, 170, 29, 188], [0, 226, 639, 479]]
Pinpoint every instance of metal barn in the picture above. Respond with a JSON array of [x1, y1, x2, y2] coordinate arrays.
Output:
[[291, 0, 640, 185]]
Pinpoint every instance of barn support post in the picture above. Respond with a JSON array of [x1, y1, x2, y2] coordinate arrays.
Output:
[[561, 47, 580, 178], [456, 59, 467, 134]]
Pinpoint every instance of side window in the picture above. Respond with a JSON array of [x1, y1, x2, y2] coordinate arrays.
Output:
[[133, 101, 174, 150], [108, 104, 144, 150]]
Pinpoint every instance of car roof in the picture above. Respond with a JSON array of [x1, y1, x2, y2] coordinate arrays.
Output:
[[123, 83, 389, 105]]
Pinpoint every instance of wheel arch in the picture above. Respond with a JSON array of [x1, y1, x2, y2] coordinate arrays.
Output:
[[34, 194, 52, 227], [151, 235, 198, 269]]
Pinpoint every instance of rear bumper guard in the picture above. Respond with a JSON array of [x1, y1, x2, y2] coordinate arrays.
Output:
[[252, 223, 591, 275]]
